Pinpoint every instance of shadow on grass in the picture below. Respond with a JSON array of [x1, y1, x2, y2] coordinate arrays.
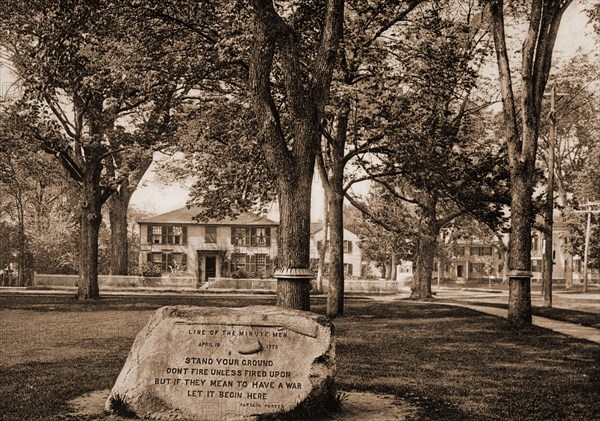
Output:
[[0, 341, 128, 421], [328, 302, 600, 421], [0, 296, 598, 420]]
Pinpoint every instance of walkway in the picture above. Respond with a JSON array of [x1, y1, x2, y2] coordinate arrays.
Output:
[[373, 287, 600, 344], [440, 301, 600, 344]]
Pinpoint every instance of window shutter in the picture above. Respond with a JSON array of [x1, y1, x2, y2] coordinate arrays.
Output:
[[266, 255, 271, 273], [231, 227, 236, 245], [182, 253, 187, 270], [162, 226, 168, 244], [182, 226, 188, 244], [245, 228, 251, 246], [317, 240, 322, 251], [249, 254, 256, 274], [147, 225, 152, 244], [347, 241, 353, 253], [265, 227, 271, 247], [251, 228, 257, 247], [348, 263, 353, 275], [146, 252, 152, 263]]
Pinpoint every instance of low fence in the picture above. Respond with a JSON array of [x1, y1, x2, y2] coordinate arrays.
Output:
[[33, 273, 406, 293], [33, 273, 197, 289]]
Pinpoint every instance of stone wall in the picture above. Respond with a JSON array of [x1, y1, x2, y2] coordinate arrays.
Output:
[[33, 274, 197, 288], [33, 274, 403, 292]]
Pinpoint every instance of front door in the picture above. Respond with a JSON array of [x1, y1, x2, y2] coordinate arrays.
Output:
[[205, 256, 217, 282]]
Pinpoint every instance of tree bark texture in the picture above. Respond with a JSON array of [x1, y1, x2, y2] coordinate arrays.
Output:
[[411, 200, 437, 299], [411, 232, 436, 299], [276, 178, 313, 311], [322, 99, 348, 318], [316, 197, 329, 293], [78, 161, 102, 300], [108, 183, 131, 276], [327, 188, 344, 317], [507, 171, 534, 326], [542, 228, 553, 307], [108, 152, 152, 276], [248, 0, 344, 310]]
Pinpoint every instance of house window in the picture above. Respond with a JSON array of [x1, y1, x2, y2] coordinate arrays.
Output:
[[252, 227, 271, 247], [232, 227, 271, 247], [471, 246, 492, 256], [343, 240, 353, 253], [532, 236, 539, 252], [152, 226, 163, 244], [344, 263, 353, 276], [147, 225, 187, 245], [232, 227, 249, 246], [168, 226, 185, 244], [231, 253, 247, 272], [147, 252, 187, 272], [455, 246, 465, 256], [256, 254, 267, 272], [205, 226, 217, 243], [150, 252, 164, 270], [531, 259, 542, 273]]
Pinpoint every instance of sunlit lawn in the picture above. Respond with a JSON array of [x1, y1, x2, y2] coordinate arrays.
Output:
[[0, 293, 598, 420]]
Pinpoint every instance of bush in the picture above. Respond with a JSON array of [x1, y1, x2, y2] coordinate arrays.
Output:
[[231, 269, 248, 279], [137, 263, 162, 278]]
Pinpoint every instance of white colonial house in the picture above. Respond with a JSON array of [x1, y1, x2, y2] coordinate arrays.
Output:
[[138, 207, 278, 285], [309, 223, 363, 278]]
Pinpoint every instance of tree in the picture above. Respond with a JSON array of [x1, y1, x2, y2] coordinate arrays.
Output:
[[2, 0, 185, 299], [317, 0, 424, 317], [130, 0, 344, 310], [346, 187, 417, 280], [537, 55, 600, 291], [246, 0, 344, 310], [0, 139, 29, 286], [487, 0, 574, 326], [346, 4, 509, 299]]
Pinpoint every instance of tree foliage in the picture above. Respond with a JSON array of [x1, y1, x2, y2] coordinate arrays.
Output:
[[1, 0, 189, 298]]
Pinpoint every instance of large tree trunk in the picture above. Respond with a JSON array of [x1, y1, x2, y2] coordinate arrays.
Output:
[[316, 198, 329, 293], [327, 188, 344, 317], [507, 171, 534, 326], [108, 152, 152, 276], [276, 175, 313, 311], [565, 255, 573, 289], [411, 201, 437, 299], [542, 227, 553, 307], [78, 162, 102, 300], [16, 196, 26, 287], [411, 233, 436, 299], [325, 102, 348, 317], [108, 183, 132, 276]]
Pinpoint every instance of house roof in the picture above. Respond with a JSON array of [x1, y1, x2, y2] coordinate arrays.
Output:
[[310, 222, 357, 236], [138, 207, 278, 226]]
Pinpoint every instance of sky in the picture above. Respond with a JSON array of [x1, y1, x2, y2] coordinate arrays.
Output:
[[130, 1, 599, 220]]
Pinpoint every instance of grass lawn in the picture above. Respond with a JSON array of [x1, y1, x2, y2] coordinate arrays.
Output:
[[0, 293, 599, 421]]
